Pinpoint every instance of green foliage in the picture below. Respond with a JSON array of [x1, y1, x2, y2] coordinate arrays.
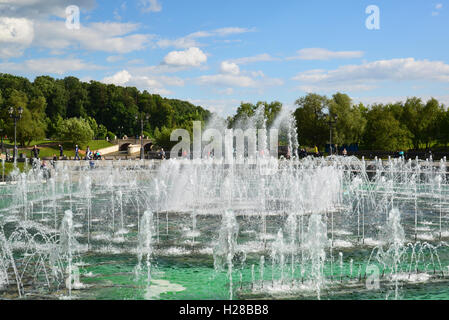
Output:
[[228, 101, 283, 128], [294, 93, 329, 148], [363, 105, 412, 150], [293, 92, 446, 151], [106, 131, 116, 141], [154, 126, 176, 149], [57, 117, 94, 147], [329, 93, 367, 145], [0, 73, 211, 147]]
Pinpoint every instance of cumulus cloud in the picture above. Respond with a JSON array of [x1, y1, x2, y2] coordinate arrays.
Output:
[[288, 48, 364, 61], [229, 53, 279, 65], [0, 1, 154, 58], [163, 47, 207, 67], [198, 74, 256, 88], [220, 61, 240, 75], [102, 69, 184, 95], [34, 20, 154, 54], [102, 70, 132, 85], [0, 0, 96, 18], [197, 59, 283, 90], [0, 57, 102, 75], [0, 17, 34, 58], [157, 27, 254, 49], [139, 0, 162, 13], [292, 58, 449, 93]]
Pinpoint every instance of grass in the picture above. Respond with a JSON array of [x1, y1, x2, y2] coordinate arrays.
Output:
[[2, 139, 114, 159], [1, 162, 26, 178]]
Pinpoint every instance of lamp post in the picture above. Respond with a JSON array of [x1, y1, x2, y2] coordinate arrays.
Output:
[[328, 114, 338, 156], [0, 126, 4, 154], [9, 106, 23, 162], [118, 126, 124, 139], [135, 113, 150, 160]]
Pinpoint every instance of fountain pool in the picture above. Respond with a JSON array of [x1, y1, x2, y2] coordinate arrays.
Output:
[[1, 155, 449, 300]]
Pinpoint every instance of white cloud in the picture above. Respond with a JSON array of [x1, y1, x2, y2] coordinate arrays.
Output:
[[213, 27, 255, 36], [220, 61, 240, 75], [156, 27, 254, 49], [288, 48, 364, 61], [34, 20, 154, 54], [102, 70, 132, 85], [0, 58, 101, 75], [0, 0, 96, 18], [102, 69, 184, 96], [292, 58, 449, 92], [229, 53, 279, 65], [163, 47, 207, 67], [106, 55, 124, 63], [198, 74, 256, 88], [197, 60, 283, 89], [139, 0, 162, 13], [0, 17, 34, 58]]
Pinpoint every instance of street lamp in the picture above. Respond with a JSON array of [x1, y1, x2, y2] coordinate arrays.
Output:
[[118, 126, 124, 139], [0, 126, 4, 154], [9, 106, 23, 162], [135, 113, 150, 159], [328, 114, 338, 156]]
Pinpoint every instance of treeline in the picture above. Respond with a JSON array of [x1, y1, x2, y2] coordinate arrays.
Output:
[[0, 73, 211, 147], [294, 93, 448, 151]]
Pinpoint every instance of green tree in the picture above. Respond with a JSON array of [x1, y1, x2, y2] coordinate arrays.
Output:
[[294, 93, 329, 148], [363, 105, 412, 150], [57, 117, 94, 147], [329, 93, 367, 146]]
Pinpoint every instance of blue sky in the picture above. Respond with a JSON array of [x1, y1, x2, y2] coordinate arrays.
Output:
[[0, 0, 448, 115]]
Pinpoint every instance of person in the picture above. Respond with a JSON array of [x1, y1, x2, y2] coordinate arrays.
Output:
[[74, 145, 80, 160], [94, 150, 102, 160], [41, 160, 51, 179], [32, 145, 40, 159], [343, 148, 348, 157], [85, 146, 91, 160], [59, 144, 63, 158], [314, 145, 319, 155], [51, 154, 57, 168], [160, 148, 166, 160]]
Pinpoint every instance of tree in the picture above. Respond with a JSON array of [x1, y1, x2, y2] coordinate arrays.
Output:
[[57, 118, 94, 147], [329, 93, 367, 146], [64, 76, 89, 118], [294, 93, 329, 148], [363, 105, 412, 151]]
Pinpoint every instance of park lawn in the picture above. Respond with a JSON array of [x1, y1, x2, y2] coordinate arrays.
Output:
[[3, 140, 114, 159], [1, 162, 26, 177]]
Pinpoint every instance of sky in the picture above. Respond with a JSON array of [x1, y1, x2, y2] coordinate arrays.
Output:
[[0, 0, 448, 116]]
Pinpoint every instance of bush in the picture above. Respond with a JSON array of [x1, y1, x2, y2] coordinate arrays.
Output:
[[57, 117, 94, 147], [106, 131, 116, 141], [96, 124, 108, 139]]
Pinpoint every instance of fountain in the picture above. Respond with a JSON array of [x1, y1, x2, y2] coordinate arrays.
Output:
[[1, 109, 449, 300]]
